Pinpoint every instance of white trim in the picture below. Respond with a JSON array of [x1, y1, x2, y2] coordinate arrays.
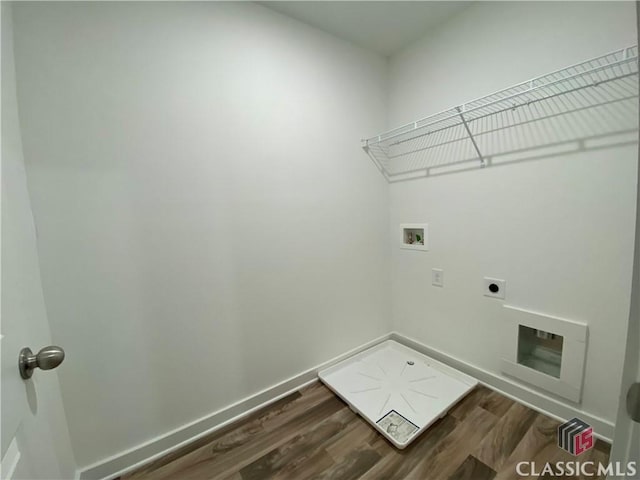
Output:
[[390, 331, 614, 442], [78, 333, 392, 480], [1, 438, 21, 480], [79, 330, 615, 479]]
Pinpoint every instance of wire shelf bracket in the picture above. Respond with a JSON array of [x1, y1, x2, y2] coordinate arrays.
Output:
[[362, 45, 639, 182], [456, 106, 485, 168]]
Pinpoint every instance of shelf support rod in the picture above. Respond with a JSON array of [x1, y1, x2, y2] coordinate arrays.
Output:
[[456, 106, 486, 168]]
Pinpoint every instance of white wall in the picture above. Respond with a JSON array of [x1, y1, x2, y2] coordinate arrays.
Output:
[[388, 1, 637, 427], [1, 3, 76, 478], [11, 0, 639, 472], [11, 2, 390, 469]]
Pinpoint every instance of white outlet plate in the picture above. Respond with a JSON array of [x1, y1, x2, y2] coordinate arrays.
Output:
[[432, 268, 444, 287], [484, 277, 506, 299]]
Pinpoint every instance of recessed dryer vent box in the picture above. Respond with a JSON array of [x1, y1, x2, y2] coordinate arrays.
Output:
[[400, 224, 428, 251], [319, 340, 477, 449], [501, 305, 587, 403]]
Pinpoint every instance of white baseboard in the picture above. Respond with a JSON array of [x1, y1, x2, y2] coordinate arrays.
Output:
[[390, 331, 615, 442], [79, 330, 615, 479], [78, 333, 392, 480]]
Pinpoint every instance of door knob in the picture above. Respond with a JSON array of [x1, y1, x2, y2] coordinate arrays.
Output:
[[628, 382, 640, 423], [19, 346, 65, 379]]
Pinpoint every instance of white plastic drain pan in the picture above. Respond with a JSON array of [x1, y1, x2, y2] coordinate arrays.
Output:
[[318, 340, 477, 449]]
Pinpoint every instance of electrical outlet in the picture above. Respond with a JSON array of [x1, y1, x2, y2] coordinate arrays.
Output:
[[484, 277, 506, 299], [432, 268, 444, 287]]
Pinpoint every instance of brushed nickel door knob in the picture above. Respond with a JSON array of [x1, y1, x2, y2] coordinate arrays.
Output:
[[628, 382, 640, 423], [19, 346, 65, 379]]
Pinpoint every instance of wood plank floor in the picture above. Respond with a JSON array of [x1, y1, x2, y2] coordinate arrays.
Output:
[[121, 382, 610, 480]]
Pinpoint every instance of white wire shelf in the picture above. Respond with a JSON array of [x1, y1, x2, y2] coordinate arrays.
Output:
[[363, 46, 639, 182]]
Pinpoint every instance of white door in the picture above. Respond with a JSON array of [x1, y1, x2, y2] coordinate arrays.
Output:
[[609, 169, 640, 474], [610, 290, 640, 477], [0, 3, 76, 479], [609, 4, 640, 468]]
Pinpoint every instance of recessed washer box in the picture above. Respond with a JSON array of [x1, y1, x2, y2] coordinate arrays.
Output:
[[318, 340, 477, 449], [400, 223, 428, 251]]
